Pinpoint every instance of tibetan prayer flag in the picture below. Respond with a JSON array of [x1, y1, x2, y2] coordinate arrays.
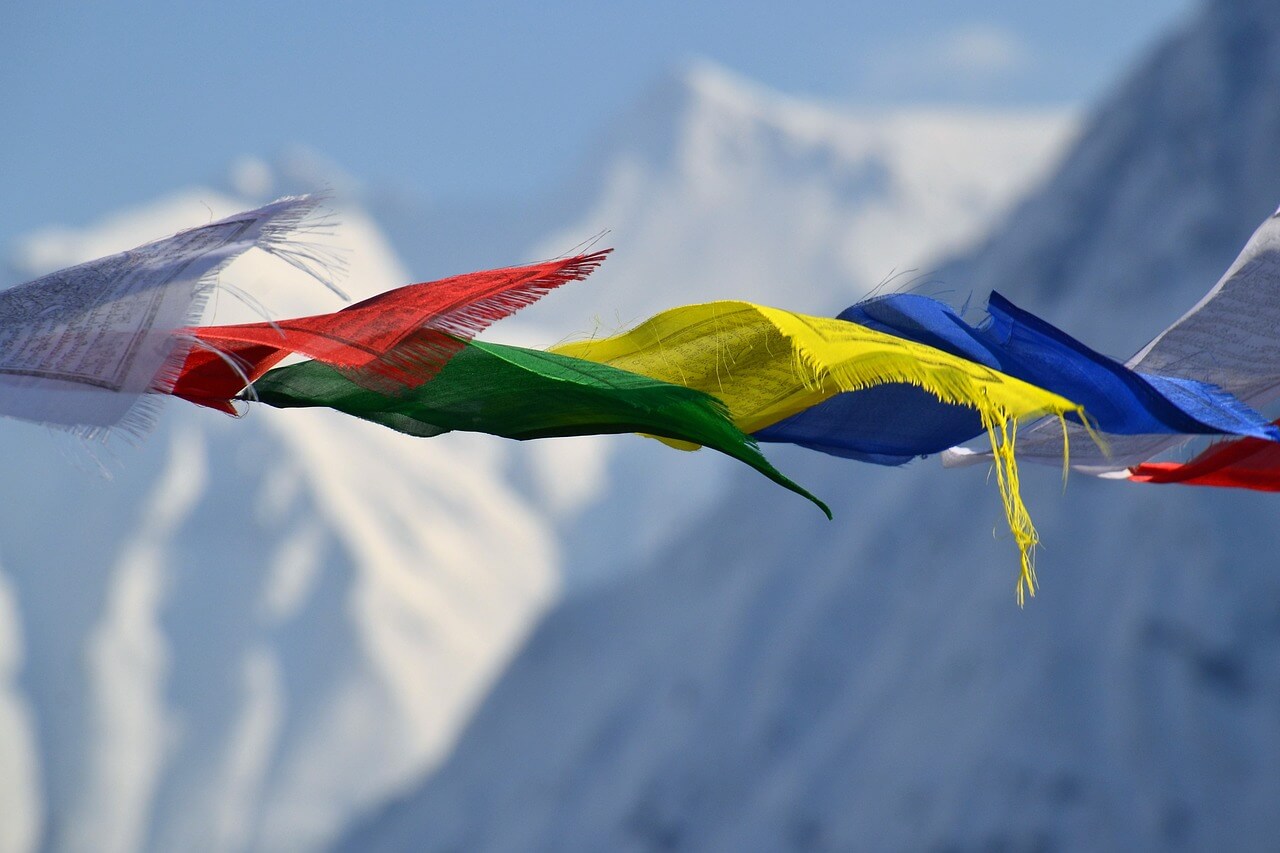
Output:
[[1129, 427, 1280, 490], [0, 196, 328, 439], [987, 207, 1280, 472], [250, 339, 830, 516], [172, 251, 610, 411], [550, 300, 1086, 602], [758, 291, 1279, 465]]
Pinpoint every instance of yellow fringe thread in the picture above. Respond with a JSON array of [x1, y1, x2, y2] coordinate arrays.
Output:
[[983, 413, 1038, 606]]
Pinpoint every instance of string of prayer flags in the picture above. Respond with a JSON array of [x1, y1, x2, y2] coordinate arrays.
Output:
[[172, 251, 611, 411], [14, 196, 1280, 604], [249, 338, 830, 516], [549, 300, 1087, 602]]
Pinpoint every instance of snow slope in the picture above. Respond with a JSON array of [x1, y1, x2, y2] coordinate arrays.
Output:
[[0, 193, 560, 853], [338, 1, 1280, 850]]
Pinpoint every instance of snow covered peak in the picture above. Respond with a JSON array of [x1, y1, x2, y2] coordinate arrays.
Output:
[[651, 58, 894, 149], [611, 57, 1073, 188], [670, 58, 778, 115], [510, 62, 1074, 339]]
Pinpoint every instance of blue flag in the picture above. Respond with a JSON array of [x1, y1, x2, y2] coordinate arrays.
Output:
[[754, 292, 1280, 465]]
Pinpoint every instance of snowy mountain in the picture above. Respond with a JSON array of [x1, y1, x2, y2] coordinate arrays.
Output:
[[337, 1, 1280, 851], [0, 194, 562, 853], [0, 66, 1071, 853]]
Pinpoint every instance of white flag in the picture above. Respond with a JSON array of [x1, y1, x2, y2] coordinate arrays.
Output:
[[0, 196, 334, 440]]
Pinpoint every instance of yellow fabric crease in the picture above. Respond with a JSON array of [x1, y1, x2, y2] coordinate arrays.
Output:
[[552, 301, 1085, 602]]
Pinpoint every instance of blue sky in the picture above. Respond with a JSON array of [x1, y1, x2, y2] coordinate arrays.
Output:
[[2, 0, 1193, 247]]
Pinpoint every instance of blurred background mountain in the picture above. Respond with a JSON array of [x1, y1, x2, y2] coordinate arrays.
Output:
[[8, 1, 1279, 851], [338, 1, 1280, 849]]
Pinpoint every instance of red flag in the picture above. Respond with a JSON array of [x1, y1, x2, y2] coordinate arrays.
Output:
[[1130, 424, 1280, 491], [172, 251, 609, 411]]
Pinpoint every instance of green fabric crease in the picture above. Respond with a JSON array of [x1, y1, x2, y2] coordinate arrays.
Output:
[[250, 339, 831, 517]]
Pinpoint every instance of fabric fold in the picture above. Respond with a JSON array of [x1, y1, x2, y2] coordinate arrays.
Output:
[[250, 339, 830, 517], [171, 251, 611, 411], [550, 300, 1085, 603]]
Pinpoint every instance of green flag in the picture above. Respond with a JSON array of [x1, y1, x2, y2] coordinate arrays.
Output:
[[251, 339, 830, 517]]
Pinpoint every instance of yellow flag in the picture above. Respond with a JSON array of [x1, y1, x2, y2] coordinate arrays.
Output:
[[553, 301, 1084, 603]]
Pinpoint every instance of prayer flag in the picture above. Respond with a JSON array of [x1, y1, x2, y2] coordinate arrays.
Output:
[[1129, 427, 1280, 490], [250, 338, 830, 516], [0, 196, 328, 439]]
